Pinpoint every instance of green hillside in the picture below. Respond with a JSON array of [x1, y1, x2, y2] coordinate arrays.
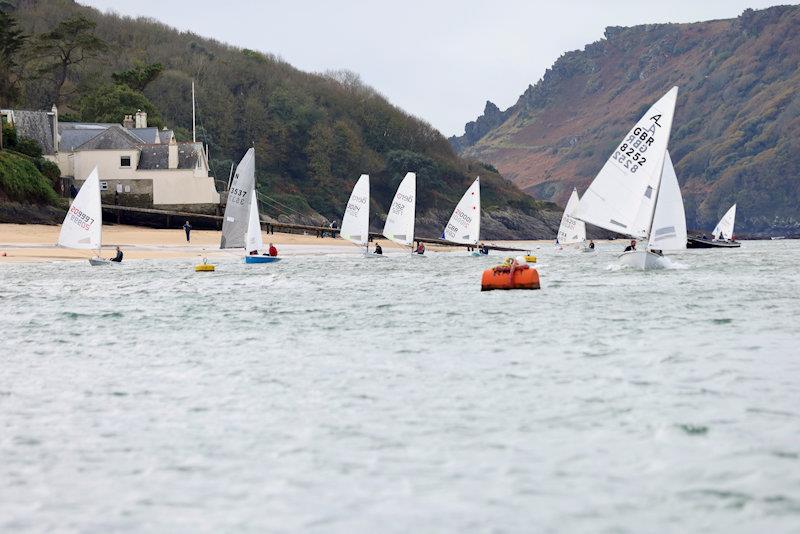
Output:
[[451, 5, 800, 236], [5, 0, 559, 238]]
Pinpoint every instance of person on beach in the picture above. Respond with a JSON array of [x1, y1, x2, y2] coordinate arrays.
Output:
[[374, 243, 383, 255], [268, 243, 278, 257], [183, 221, 192, 242], [624, 240, 637, 252], [416, 242, 425, 255], [110, 246, 123, 262]]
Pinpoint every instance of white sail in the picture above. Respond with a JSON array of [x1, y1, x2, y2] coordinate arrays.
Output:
[[576, 87, 679, 238], [382, 172, 416, 247], [443, 177, 480, 245], [58, 167, 102, 250], [712, 204, 737, 240], [557, 188, 586, 245], [220, 148, 256, 249], [648, 152, 687, 251], [245, 191, 264, 252], [340, 174, 370, 246]]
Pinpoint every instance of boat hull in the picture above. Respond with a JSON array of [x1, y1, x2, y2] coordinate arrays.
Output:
[[89, 258, 112, 266], [363, 252, 386, 259], [618, 250, 669, 270], [687, 237, 741, 248], [244, 256, 281, 264]]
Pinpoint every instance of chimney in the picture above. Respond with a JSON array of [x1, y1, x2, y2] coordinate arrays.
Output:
[[134, 109, 147, 128], [123, 115, 134, 129]]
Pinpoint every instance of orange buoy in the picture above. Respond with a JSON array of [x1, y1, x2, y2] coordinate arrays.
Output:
[[481, 263, 540, 291]]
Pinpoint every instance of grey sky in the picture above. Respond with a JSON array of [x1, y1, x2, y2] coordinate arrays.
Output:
[[81, 0, 794, 136]]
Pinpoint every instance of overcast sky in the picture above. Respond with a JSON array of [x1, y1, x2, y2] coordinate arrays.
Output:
[[81, 0, 794, 136]]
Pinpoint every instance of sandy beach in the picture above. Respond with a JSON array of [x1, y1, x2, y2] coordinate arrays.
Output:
[[0, 224, 491, 263]]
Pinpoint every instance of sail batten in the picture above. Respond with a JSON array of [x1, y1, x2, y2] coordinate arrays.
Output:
[[340, 174, 370, 246], [382, 172, 416, 247], [443, 177, 480, 245], [576, 87, 679, 239], [220, 148, 256, 249], [58, 167, 102, 250]]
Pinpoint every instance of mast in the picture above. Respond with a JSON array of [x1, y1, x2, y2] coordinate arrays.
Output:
[[192, 80, 196, 143], [644, 156, 669, 247]]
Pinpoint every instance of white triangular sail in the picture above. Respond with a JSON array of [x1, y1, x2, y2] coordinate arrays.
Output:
[[443, 177, 480, 245], [245, 191, 264, 252], [576, 87, 679, 238], [382, 172, 416, 247], [340, 174, 370, 246], [220, 148, 256, 249], [648, 152, 687, 251], [557, 188, 586, 245], [712, 204, 736, 240], [58, 167, 102, 250]]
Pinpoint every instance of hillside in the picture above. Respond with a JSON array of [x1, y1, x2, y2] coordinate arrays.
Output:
[[7, 0, 560, 239], [450, 5, 800, 236]]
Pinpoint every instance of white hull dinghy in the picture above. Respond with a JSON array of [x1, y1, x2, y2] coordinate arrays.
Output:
[[575, 87, 687, 271]]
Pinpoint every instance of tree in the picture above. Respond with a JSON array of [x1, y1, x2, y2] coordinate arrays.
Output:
[[31, 16, 107, 104], [112, 62, 164, 92], [0, 7, 26, 122], [79, 84, 162, 127]]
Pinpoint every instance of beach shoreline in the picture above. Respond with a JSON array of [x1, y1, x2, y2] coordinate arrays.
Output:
[[0, 224, 555, 263]]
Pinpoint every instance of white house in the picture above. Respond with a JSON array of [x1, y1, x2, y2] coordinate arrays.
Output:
[[1, 106, 220, 209]]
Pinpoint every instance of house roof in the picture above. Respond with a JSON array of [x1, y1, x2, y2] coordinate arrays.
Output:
[[60, 128, 104, 151], [158, 129, 174, 144], [10, 110, 56, 155], [129, 127, 161, 144], [75, 125, 142, 150], [137, 142, 205, 170]]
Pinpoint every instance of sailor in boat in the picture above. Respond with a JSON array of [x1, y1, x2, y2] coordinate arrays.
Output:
[[479, 243, 489, 255], [589, 240, 595, 250], [415, 242, 425, 255], [623, 240, 637, 252], [249, 249, 259, 255], [110, 246, 123, 263], [374, 243, 383, 255], [266, 243, 278, 257]]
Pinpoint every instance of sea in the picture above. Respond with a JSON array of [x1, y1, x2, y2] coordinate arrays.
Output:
[[1, 240, 799, 533]]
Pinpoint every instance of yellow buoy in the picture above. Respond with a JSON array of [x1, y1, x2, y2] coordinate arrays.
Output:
[[524, 255, 537, 263], [195, 257, 215, 272]]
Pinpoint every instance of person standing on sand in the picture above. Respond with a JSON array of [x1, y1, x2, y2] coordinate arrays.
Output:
[[183, 221, 192, 242]]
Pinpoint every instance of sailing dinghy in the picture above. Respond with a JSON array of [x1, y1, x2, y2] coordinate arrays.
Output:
[[340, 174, 382, 257], [687, 204, 740, 248], [382, 172, 420, 255], [443, 177, 481, 255], [220, 148, 279, 263], [575, 87, 683, 270], [556, 188, 588, 251], [58, 167, 109, 265]]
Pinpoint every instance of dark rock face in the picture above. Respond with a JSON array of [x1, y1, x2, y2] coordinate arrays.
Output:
[[449, 101, 510, 152]]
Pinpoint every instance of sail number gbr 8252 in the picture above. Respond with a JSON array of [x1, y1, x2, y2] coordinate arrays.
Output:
[[612, 114, 663, 174]]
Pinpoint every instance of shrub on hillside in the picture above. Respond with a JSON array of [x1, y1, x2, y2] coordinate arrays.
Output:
[[0, 151, 59, 204], [14, 137, 43, 159]]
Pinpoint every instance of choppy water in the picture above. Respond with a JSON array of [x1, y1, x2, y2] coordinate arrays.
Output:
[[1, 241, 799, 533]]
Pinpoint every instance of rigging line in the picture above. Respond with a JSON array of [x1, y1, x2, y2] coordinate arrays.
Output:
[[255, 189, 308, 217]]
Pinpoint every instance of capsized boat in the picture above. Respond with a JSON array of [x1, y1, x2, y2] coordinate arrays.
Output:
[[687, 204, 741, 248], [382, 172, 421, 255], [556, 188, 588, 250], [576, 87, 685, 270], [58, 167, 111, 265], [442, 176, 480, 254]]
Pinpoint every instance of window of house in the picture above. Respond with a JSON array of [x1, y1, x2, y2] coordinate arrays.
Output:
[[100, 181, 108, 191], [120, 156, 131, 168]]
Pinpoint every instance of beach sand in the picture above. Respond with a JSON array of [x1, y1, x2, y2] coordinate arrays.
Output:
[[0, 224, 465, 263]]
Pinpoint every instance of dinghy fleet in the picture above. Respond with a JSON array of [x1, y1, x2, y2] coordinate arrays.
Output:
[[58, 85, 742, 275]]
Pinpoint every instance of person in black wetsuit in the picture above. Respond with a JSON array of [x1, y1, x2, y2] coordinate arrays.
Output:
[[374, 243, 383, 255], [480, 244, 489, 255], [110, 246, 123, 262], [589, 240, 595, 249], [623, 240, 637, 252]]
